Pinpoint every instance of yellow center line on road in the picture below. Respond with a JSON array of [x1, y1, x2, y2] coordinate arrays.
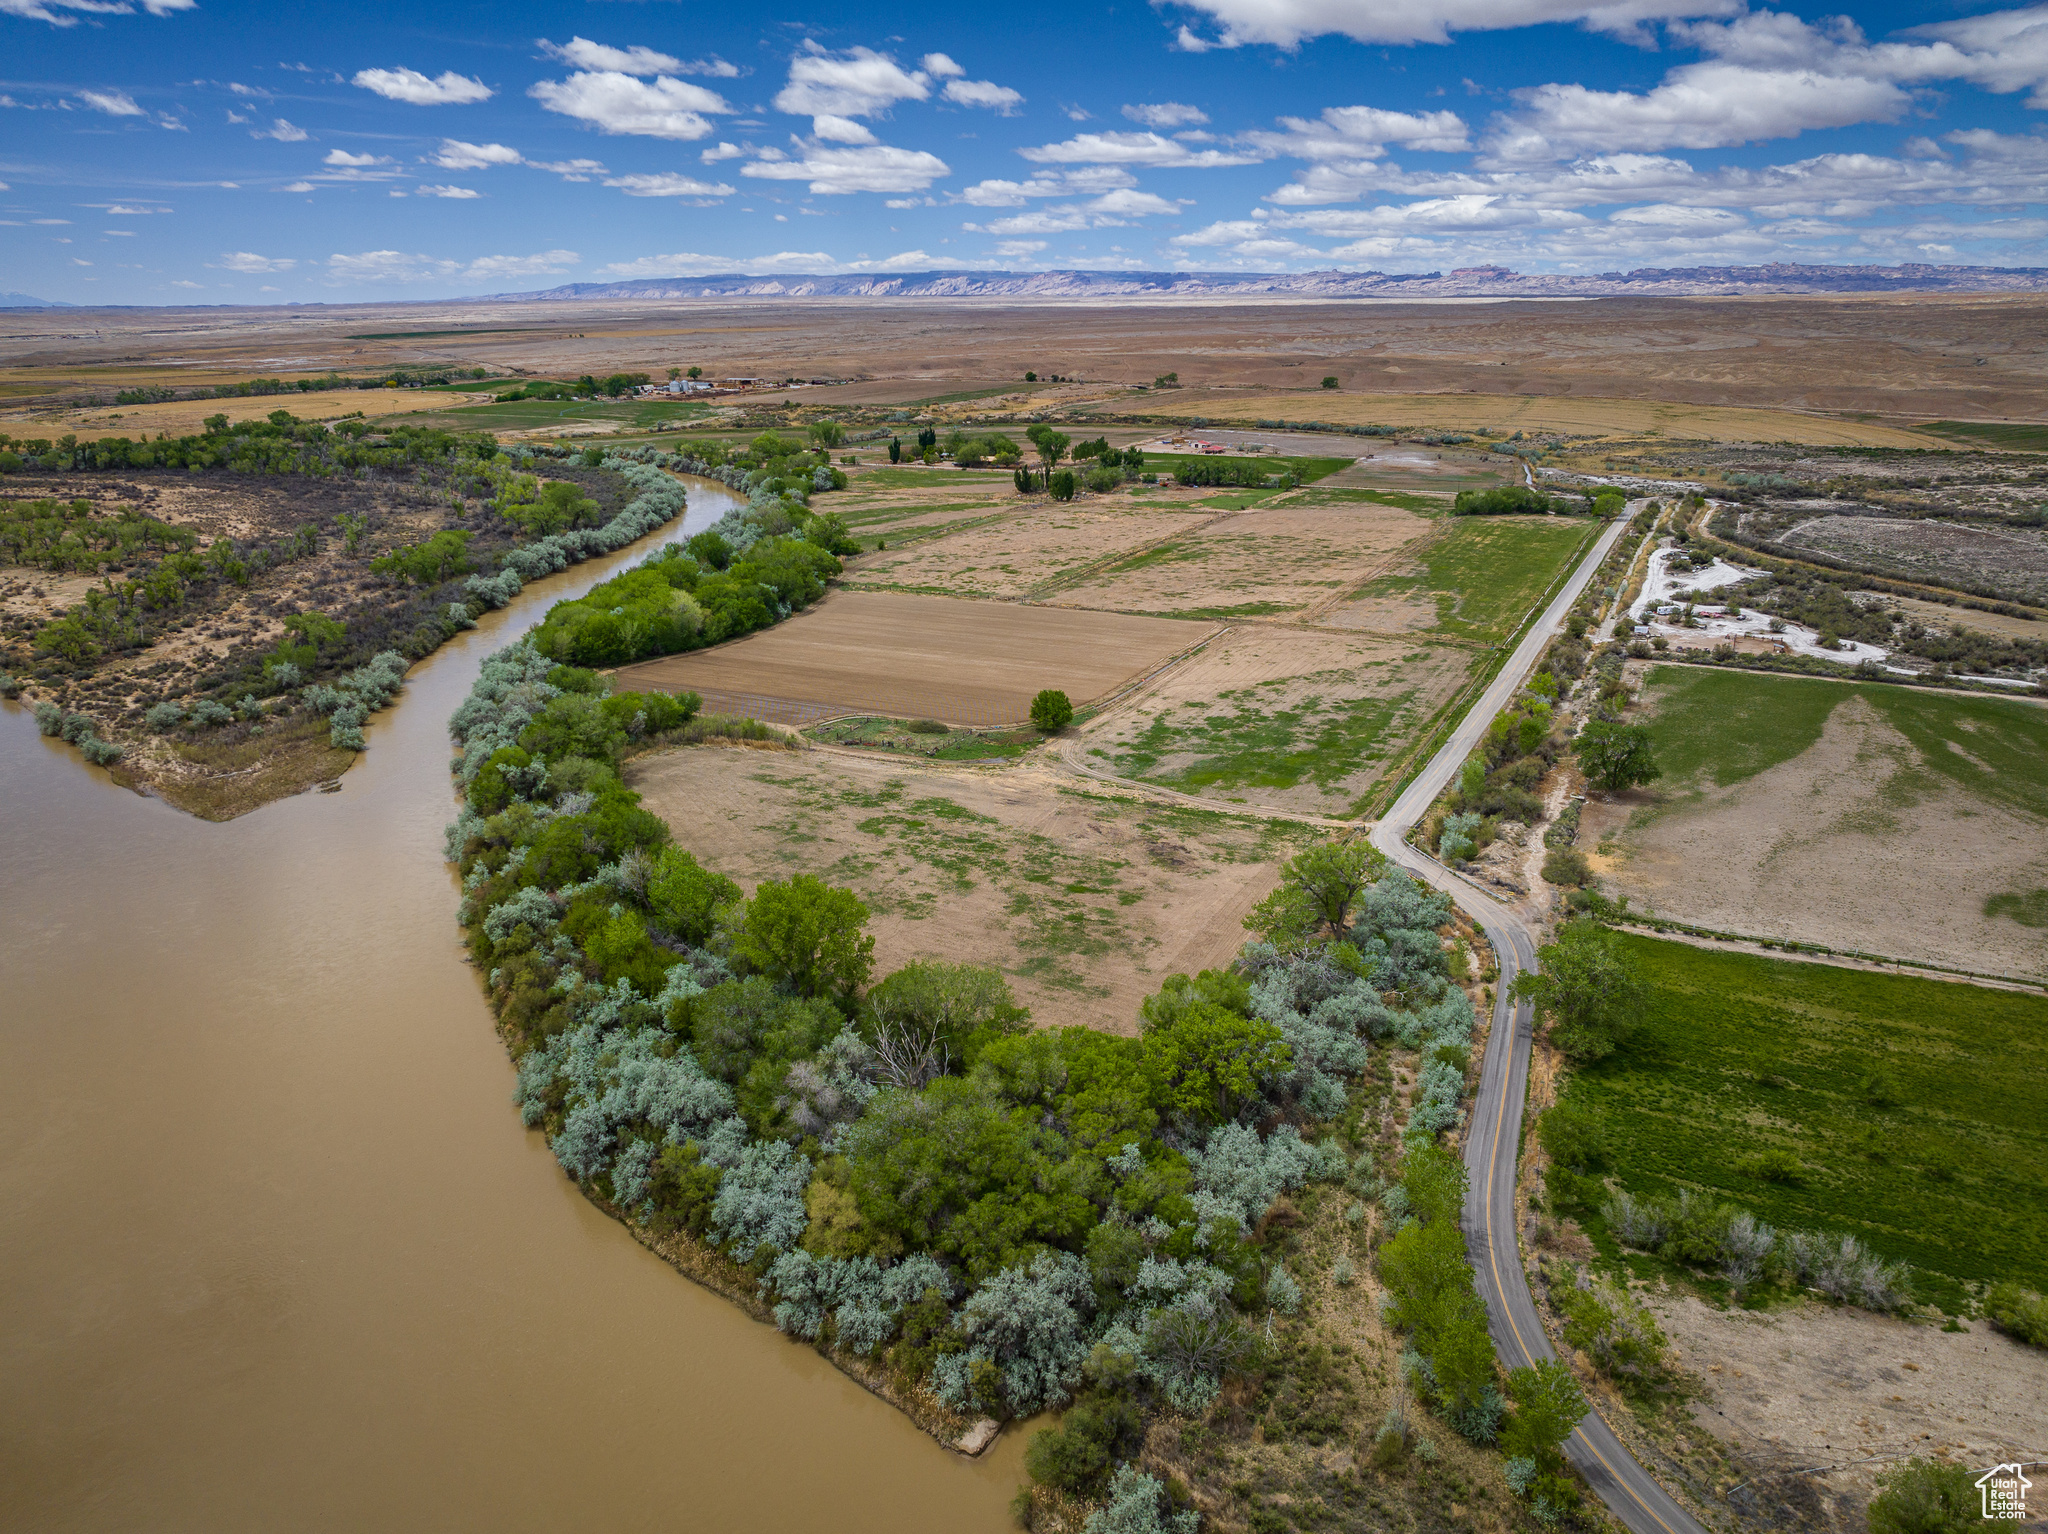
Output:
[[1478, 973, 1687, 1534]]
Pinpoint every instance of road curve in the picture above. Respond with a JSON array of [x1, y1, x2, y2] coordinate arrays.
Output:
[[1369, 516, 1713, 1534]]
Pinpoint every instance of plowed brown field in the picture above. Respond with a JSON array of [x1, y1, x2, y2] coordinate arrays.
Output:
[[610, 589, 1216, 727]]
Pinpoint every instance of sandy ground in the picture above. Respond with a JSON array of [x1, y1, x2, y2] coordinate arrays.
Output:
[[10, 294, 2046, 428], [1077, 626, 1477, 816], [1878, 592, 2048, 644], [1049, 502, 1432, 618], [611, 588, 1215, 728], [627, 745, 1314, 1031], [844, 505, 1214, 600], [1584, 695, 2048, 978], [1165, 390, 1959, 450], [1648, 1293, 2048, 1529]]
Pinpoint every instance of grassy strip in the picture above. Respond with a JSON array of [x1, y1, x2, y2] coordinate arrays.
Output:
[[1366, 519, 1604, 820]]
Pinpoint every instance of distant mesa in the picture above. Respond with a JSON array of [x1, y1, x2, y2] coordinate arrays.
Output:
[[473, 262, 2048, 304], [0, 291, 77, 309]]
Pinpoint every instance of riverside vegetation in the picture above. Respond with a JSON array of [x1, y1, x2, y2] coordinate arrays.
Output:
[[0, 416, 854, 816], [442, 534, 1605, 1531]]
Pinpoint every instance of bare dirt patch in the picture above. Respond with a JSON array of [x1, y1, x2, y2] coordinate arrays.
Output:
[[611, 588, 1216, 727], [1648, 1293, 2048, 1532], [1584, 695, 2048, 978], [626, 745, 1315, 1030], [1077, 626, 1478, 816], [843, 504, 1213, 599], [1048, 502, 1433, 619]]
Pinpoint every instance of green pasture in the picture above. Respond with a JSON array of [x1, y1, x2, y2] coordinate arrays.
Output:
[[1918, 420, 2048, 452], [1353, 515, 1593, 643], [1639, 666, 2048, 820], [1572, 934, 2048, 1290]]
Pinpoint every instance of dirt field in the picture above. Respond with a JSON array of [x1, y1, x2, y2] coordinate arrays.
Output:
[[10, 293, 2048, 427], [1648, 1293, 2048, 1531], [1585, 684, 2048, 979], [627, 744, 1317, 1030], [1046, 502, 1433, 620], [844, 504, 1214, 601], [1076, 627, 1477, 817], [610, 589, 1215, 727], [1778, 514, 2048, 605], [1159, 390, 1956, 450]]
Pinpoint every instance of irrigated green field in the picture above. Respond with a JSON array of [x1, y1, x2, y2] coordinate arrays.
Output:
[[1639, 665, 2048, 819], [1353, 516, 1595, 643], [1572, 934, 2048, 1292]]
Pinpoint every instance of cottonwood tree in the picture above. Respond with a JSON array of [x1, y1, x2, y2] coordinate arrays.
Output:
[[728, 874, 875, 998], [1574, 718, 1660, 793], [1027, 423, 1070, 483], [1512, 921, 1647, 1061]]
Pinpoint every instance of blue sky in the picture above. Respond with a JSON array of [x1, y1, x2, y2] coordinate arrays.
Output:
[[4, 0, 2048, 302]]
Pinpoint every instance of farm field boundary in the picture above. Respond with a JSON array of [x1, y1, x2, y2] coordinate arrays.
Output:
[[611, 588, 1216, 729], [1571, 933, 2048, 1294]]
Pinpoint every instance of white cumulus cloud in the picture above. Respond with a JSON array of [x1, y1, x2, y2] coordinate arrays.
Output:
[[774, 44, 929, 118], [1163, 0, 1741, 50], [1124, 102, 1208, 128], [943, 79, 1024, 112], [213, 251, 293, 272], [252, 118, 308, 141], [416, 184, 482, 198], [352, 68, 493, 106], [531, 71, 730, 139], [431, 139, 523, 170], [742, 141, 950, 194], [602, 172, 737, 197], [1019, 130, 1262, 167], [323, 149, 388, 167]]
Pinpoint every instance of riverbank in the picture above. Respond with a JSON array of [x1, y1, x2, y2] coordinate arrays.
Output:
[[0, 469, 1040, 1533], [3, 431, 694, 819]]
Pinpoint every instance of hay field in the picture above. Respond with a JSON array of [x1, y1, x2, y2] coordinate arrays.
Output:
[[843, 504, 1214, 600], [1046, 502, 1434, 620], [1077, 627, 1478, 816], [610, 589, 1214, 727], [1165, 390, 1953, 450], [627, 746, 1317, 1030], [1584, 666, 2048, 978], [1334, 514, 1597, 643], [1575, 933, 2048, 1288]]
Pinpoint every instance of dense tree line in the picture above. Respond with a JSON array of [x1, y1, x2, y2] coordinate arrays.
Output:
[[440, 637, 1525, 1518]]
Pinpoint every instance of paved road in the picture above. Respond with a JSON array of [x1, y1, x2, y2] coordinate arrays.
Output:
[[1369, 515, 1713, 1534]]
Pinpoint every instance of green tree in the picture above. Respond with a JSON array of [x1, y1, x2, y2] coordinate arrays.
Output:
[[648, 845, 741, 947], [1248, 840, 1384, 944], [1321, 375, 1341, 389], [687, 365, 703, 380], [808, 419, 846, 450], [1869, 1457, 2018, 1533], [517, 691, 628, 766], [1574, 718, 1660, 793], [1027, 423, 1070, 482], [730, 874, 875, 998], [1030, 688, 1074, 732], [1503, 1359, 1589, 1469], [865, 960, 1030, 1071], [1141, 1000, 1289, 1127], [1048, 469, 1076, 501], [1511, 921, 1647, 1062]]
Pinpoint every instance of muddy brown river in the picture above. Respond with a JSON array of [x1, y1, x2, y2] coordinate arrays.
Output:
[[0, 477, 1024, 1532]]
